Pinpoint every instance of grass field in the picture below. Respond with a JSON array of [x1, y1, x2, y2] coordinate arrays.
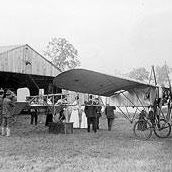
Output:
[[0, 114, 172, 172]]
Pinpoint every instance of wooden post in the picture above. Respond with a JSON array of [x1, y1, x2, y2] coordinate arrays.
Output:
[[152, 65, 157, 86]]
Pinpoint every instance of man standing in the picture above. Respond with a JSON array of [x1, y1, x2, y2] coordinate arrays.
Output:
[[0, 89, 4, 130], [45, 108, 53, 127], [84, 95, 97, 133], [105, 104, 116, 131], [95, 98, 102, 130], [30, 107, 38, 126], [1, 90, 15, 136]]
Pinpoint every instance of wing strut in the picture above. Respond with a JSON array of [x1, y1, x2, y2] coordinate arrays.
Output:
[[117, 106, 138, 123], [121, 92, 142, 113], [116, 89, 152, 123], [152, 65, 157, 86], [164, 62, 172, 121], [133, 90, 147, 112]]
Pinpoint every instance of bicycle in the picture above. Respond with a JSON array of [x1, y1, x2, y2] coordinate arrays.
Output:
[[133, 108, 171, 140]]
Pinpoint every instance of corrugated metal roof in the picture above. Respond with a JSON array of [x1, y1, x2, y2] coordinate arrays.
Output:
[[0, 45, 23, 54]]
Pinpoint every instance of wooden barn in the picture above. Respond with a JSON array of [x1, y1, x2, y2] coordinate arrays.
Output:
[[0, 44, 61, 95]]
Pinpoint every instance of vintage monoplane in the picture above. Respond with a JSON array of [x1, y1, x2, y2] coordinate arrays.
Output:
[[53, 68, 172, 140]]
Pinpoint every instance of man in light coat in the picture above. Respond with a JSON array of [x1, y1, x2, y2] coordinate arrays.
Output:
[[1, 90, 15, 136]]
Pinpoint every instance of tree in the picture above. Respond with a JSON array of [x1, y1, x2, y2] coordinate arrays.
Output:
[[126, 67, 150, 82], [126, 65, 172, 86], [155, 64, 172, 87], [44, 37, 80, 71]]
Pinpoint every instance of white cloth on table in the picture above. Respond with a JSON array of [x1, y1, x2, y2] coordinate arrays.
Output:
[[70, 109, 79, 128], [81, 112, 87, 128], [69, 100, 79, 128]]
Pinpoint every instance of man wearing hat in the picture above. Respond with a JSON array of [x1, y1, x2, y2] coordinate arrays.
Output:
[[84, 95, 97, 133], [0, 89, 4, 129], [1, 89, 15, 136], [105, 104, 116, 131]]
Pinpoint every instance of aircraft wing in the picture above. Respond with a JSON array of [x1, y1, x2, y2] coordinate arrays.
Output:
[[53, 68, 155, 97]]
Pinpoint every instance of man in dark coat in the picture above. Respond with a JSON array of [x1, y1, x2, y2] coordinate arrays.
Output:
[[0, 89, 4, 127], [84, 97, 97, 133], [30, 107, 38, 125], [45, 108, 53, 127], [105, 105, 116, 131], [95, 98, 102, 130]]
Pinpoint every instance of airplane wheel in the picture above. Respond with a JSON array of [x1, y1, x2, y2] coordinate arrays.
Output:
[[154, 119, 171, 138], [133, 119, 153, 140]]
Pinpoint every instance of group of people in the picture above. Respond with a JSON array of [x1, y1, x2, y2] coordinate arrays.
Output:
[[84, 96, 101, 132], [0, 89, 117, 136], [84, 95, 116, 132], [0, 89, 16, 137], [44, 94, 117, 133]]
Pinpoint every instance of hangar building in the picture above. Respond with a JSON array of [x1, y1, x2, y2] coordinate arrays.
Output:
[[0, 44, 61, 95]]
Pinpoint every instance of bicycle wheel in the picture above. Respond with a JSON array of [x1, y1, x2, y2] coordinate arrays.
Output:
[[133, 119, 153, 140], [154, 119, 171, 138]]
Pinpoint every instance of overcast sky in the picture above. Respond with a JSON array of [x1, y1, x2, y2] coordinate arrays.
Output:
[[0, 0, 172, 75]]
